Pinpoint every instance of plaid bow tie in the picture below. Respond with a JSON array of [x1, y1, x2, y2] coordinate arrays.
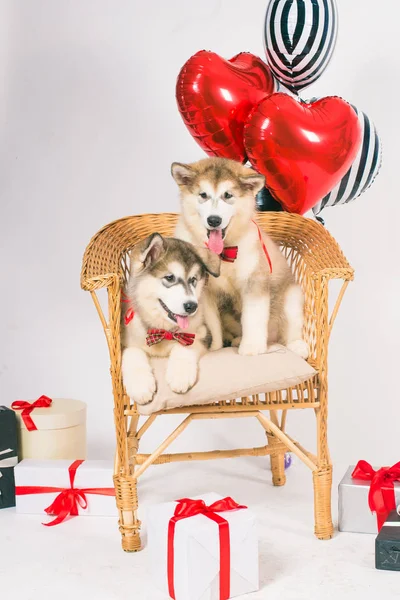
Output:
[[220, 246, 238, 262], [146, 329, 196, 347]]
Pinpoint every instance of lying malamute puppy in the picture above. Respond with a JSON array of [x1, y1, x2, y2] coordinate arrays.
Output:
[[172, 157, 308, 359], [122, 233, 221, 405]]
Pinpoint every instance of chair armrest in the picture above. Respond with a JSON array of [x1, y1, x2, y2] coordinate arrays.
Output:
[[297, 221, 354, 282]]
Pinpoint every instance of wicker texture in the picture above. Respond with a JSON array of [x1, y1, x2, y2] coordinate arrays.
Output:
[[81, 212, 353, 550]]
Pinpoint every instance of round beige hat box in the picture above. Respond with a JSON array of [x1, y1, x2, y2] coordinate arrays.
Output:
[[15, 398, 87, 460]]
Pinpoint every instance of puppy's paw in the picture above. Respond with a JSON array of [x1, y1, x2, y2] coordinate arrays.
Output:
[[238, 338, 267, 356], [210, 335, 224, 352], [231, 336, 242, 348], [166, 353, 198, 394], [124, 369, 156, 405], [287, 339, 309, 359]]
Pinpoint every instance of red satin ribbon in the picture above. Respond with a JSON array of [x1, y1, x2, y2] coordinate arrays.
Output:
[[15, 460, 115, 526], [167, 497, 247, 600], [352, 460, 400, 530], [11, 395, 52, 431], [252, 220, 272, 273], [124, 308, 135, 325], [121, 291, 135, 325]]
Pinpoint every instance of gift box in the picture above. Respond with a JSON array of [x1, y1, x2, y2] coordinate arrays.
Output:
[[14, 459, 117, 524], [339, 463, 400, 534], [12, 397, 87, 460], [0, 406, 19, 509], [376, 510, 400, 571], [147, 493, 259, 600]]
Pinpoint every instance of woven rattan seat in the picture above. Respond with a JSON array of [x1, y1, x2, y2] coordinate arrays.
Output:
[[81, 212, 353, 551]]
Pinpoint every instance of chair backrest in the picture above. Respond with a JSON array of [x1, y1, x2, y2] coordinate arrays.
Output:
[[81, 211, 329, 361], [83, 211, 318, 285]]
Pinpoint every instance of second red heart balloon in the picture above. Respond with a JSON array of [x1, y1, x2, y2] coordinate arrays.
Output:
[[244, 94, 362, 214], [176, 50, 276, 162]]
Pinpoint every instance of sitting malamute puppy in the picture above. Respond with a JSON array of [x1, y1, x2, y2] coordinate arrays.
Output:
[[122, 233, 221, 405], [172, 157, 308, 358]]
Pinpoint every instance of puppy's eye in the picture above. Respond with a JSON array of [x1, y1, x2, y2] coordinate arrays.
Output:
[[188, 277, 197, 287], [223, 192, 233, 200], [199, 192, 208, 200], [163, 274, 176, 284]]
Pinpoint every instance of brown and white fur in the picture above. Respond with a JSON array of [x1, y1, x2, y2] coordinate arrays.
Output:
[[121, 233, 221, 405], [172, 157, 308, 358]]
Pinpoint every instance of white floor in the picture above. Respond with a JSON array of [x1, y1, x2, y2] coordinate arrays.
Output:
[[1, 458, 398, 600]]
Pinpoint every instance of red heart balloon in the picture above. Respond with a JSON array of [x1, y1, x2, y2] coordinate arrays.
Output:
[[176, 50, 276, 162], [244, 94, 362, 214]]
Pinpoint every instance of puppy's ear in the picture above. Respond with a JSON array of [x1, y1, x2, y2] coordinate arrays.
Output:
[[134, 233, 166, 272], [171, 162, 195, 186], [239, 173, 266, 195], [194, 247, 221, 278]]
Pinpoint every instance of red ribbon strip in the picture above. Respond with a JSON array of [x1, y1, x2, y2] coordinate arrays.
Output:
[[220, 246, 239, 263], [167, 497, 247, 600], [146, 329, 195, 347], [15, 460, 115, 526], [121, 291, 135, 325], [11, 395, 52, 431], [124, 308, 135, 325], [352, 460, 400, 530], [252, 220, 272, 273]]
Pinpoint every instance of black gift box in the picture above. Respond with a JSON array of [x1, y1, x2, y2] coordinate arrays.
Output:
[[376, 510, 400, 571], [0, 406, 19, 509], [0, 468, 16, 509]]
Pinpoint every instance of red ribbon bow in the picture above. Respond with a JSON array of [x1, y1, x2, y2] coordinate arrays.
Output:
[[352, 460, 400, 530], [15, 460, 115, 526], [168, 497, 247, 600], [11, 395, 52, 431], [146, 329, 195, 347], [220, 246, 239, 263]]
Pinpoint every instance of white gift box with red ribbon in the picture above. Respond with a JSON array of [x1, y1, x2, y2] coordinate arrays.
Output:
[[147, 493, 259, 600], [14, 459, 117, 524]]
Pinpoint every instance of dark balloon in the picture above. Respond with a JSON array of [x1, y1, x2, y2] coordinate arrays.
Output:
[[312, 103, 383, 214], [244, 93, 362, 215], [176, 50, 276, 162], [256, 186, 284, 211], [264, 0, 338, 93]]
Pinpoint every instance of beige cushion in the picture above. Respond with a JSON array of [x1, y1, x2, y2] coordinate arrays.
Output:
[[137, 346, 316, 415]]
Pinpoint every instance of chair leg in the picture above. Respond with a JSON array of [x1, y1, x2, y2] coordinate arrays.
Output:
[[114, 474, 142, 552], [267, 431, 286, 486], [266, 409, 286, 486], [313, 466, 334, 540], [314, 374, 334, 540]]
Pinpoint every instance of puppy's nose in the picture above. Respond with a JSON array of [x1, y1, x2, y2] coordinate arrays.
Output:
[[183, 301, 198, 314], [207, 215, 222, 228]]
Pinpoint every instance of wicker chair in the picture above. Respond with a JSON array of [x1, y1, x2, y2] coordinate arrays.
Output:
[[80, 212, 353, 552]]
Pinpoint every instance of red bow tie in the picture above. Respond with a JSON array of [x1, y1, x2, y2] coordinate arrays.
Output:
[[220, 246, 238, 262], [146, 329, 195, 347]]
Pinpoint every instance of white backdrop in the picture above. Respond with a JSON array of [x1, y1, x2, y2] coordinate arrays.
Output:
[[1, 0, 398, 468]]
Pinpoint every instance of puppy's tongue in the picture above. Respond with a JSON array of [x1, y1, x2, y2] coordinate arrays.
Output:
[[208, 229, 224, 255], [176, 315, 189, 330]]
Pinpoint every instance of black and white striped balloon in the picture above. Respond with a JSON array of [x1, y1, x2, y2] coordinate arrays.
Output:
[[312, 104, 382, 215], [264, 0, 338, 93]]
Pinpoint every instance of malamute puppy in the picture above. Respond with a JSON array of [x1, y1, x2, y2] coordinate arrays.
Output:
[[122, 233, 221, 405], [172, 157, 308, 359]]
